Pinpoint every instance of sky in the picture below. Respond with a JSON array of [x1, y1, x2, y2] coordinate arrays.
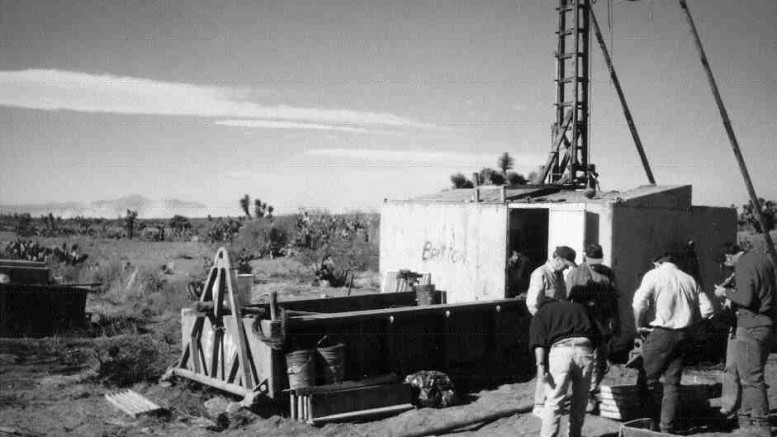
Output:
[[0, 0, 775, 217]]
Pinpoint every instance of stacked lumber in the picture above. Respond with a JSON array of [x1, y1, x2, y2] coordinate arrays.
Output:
[[596, 385, 654, 421], [381, 271, 431, 293], [288, 376, 413, 425], [596, 383, 721, 421]]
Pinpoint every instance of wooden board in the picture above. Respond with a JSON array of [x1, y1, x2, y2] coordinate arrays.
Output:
[[309, 403, 415, 425], [105, 390, 165, 417], [289, 382, 412, 422]]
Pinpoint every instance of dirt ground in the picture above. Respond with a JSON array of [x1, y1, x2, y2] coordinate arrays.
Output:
[[2, 238, 775, 436], [2, 334, 777, 437]]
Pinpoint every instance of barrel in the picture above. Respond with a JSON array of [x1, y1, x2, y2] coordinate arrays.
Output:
[[317, 343, 346, 384], [285, 349, 316, 390], [415, 284, 440, 306]]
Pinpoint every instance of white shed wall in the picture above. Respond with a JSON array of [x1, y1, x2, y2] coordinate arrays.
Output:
[[380, 202, 508, 303]]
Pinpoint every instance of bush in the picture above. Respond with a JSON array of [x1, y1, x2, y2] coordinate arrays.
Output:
[[738, 198, 777, 232], [233, 220, 289, 259], [93, 334, 171, 386], [291, 210, 379, 284]]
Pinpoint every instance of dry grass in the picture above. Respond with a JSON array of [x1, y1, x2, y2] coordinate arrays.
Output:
[[0, 232, 380, 392]]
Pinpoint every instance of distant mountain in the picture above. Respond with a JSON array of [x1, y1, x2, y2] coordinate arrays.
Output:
[[0, 195, 209, 219]]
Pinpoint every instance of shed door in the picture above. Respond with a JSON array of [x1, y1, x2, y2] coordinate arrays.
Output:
[[507, 208, 549, 297], [548, 209, 587, 264]]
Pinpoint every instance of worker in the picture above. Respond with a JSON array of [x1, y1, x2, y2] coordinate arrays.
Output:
[[632, 252, 715, 435], [566, 243, 620, 414], [507, 249, 532, 298], [526, 245, 577, 416], [714, 242, 775, 436], [529, 288, 598, 437]]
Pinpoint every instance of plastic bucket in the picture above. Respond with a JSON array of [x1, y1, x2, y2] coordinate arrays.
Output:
[[285, 349, 315, 390], [415, 284, 440, 306], [317, 343, 346, 384]]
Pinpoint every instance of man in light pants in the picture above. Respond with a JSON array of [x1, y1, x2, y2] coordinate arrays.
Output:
[[526, 246, 578, 417], [529, 289, 598, 437]]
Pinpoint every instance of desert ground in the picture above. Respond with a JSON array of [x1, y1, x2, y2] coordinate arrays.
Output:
[[1, 231, 776, 437]]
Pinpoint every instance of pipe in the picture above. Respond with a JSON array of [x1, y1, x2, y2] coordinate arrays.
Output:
[[590, 6, 655, 184], [396, 405, 532, 437], [677, 0, 777, 266]]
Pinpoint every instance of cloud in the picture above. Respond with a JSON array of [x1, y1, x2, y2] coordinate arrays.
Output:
[[0, 69, 431, 131], [215, 119, 401, 135], [305, 148, 546, 167]]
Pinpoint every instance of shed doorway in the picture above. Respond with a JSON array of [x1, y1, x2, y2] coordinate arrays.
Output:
[[506, 208, 549, 297]]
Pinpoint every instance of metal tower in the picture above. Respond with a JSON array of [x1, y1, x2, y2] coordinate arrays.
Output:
[[542, 0, 593, 187]]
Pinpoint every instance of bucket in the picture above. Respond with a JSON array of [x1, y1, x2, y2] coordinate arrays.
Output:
[[317, 340, 346, 384], [285, 349, 316, 390], [415, 284, 440, 306], [236, 273, 253, 306]]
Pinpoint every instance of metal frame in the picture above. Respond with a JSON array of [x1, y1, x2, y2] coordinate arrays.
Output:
[[545, 0, 592, 187]]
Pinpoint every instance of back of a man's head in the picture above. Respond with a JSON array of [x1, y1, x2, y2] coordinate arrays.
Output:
[[653, 252, 679, 266]]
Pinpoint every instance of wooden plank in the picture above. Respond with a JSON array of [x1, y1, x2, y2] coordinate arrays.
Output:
[[382, 271, 400, 293], [105, 390, 164, 418], [171, 368, 250, 397], [308, 403, 415, 425], [0, 259, 47, 268], [265, 291, 417, 314], [287, 298, 527, 325], [309, 383, 411, 419], [225, 269, 254, 390], [210, 328, 223, 379], [289, 374, 399, 396]]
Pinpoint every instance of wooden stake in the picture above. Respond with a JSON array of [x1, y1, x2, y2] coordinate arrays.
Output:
[[677, 0, 777, 266]]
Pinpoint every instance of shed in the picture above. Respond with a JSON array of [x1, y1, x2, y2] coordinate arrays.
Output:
[[380, 184, 736, 348], [0, 259, 90, 337]]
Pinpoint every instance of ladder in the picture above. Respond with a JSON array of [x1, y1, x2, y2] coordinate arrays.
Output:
[[544, 0, 592, 187]]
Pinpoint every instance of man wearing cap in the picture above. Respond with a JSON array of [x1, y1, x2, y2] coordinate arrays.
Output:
[[714, 243, 775, 436], [526, 246, 577, 416], [566, 243, 620, 413], [632, 252, 715, 434]]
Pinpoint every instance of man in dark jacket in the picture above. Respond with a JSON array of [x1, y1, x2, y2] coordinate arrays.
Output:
[[566, 243, 620, 413], [530, 291, 598, 437], [715, 243, 776, 436]]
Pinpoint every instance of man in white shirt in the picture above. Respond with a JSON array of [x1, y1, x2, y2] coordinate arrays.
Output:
[[526, 246, 577, 416], [632, 252, 714, 434]]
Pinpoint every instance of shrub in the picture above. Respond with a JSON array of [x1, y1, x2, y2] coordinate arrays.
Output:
[[232, 219, 289, 260], [93, 334, 171, 386], [204, 217, 243, 243], [738, 198, 777, 232], [291, 210, 379, 283]]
